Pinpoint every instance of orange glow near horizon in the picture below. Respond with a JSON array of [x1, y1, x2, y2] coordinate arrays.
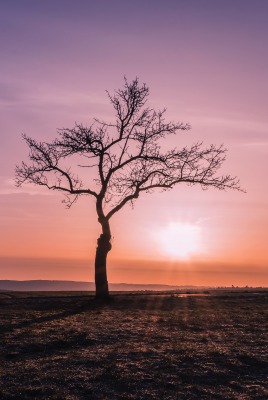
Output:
[[1, 185, 268, 286], [1, 256, 267, 287]]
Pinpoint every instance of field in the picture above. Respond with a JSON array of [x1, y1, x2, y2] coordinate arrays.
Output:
[[0, 290, 267, 399]]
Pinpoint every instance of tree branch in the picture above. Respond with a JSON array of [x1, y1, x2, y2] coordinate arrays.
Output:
[[15, 77, 243, 215]]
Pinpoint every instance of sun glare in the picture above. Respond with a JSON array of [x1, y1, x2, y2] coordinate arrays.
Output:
[[155, 222, 202, 260]]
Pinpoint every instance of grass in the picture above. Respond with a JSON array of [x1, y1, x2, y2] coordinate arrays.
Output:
[[0, 289, 267, 399]]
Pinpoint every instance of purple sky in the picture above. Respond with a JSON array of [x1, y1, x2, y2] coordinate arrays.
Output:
[[1, 1, 268, 285]]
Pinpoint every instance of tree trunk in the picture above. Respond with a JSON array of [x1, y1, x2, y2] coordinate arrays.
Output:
[[94, 220, 112, 299]]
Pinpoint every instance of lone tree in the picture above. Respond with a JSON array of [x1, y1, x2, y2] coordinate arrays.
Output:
[[15, 78, 242, 299]]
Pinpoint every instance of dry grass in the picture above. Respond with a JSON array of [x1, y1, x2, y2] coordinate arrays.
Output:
[[0, 290, 267, 399]]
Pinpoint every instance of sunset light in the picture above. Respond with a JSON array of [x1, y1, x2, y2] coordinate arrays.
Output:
[[154, 222, 202, 260], [1, 2, 268, 398], [0, 0, 267, 289]]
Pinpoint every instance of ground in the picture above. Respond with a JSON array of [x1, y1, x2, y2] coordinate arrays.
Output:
[[0, 289, 267, 399]]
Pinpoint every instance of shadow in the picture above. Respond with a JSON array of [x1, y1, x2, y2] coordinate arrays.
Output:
[[0, 295, 105, 334]]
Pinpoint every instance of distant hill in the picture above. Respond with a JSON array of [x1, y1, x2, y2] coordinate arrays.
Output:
[[0, 280, 197, 292]]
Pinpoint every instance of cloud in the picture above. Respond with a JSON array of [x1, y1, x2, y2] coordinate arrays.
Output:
[[0, 76, 106, 110], [0, 176, 53, 196], [197, 115, 268, 136], [239, 141, 268, 153]]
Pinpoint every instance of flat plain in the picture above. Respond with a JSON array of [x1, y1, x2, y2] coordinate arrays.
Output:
[[0, 289, 267, 399]]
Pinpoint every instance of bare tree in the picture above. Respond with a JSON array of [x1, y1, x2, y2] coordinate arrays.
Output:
[[15, 78, 242, 299]]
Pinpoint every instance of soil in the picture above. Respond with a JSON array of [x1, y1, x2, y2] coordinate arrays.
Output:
[[0, 290, 267, 399]]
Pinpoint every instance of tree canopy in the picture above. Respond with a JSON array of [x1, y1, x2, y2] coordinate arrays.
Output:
[[16, 78, 241, 214], [15, 78, 243, 298]]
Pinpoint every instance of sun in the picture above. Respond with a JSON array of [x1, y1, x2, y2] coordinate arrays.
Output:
[[155, 222, 201, 260]]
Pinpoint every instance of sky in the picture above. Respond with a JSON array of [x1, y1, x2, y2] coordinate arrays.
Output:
[[1, 0, 268, 286]]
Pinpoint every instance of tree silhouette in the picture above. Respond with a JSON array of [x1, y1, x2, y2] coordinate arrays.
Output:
[[15, 78, 242, 299]]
